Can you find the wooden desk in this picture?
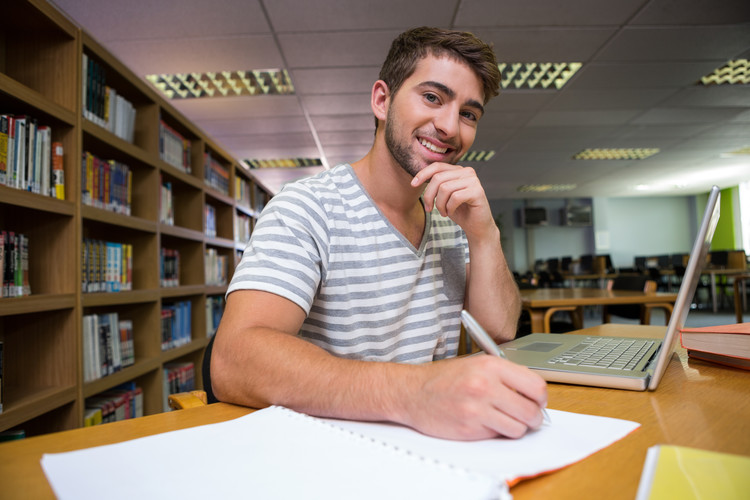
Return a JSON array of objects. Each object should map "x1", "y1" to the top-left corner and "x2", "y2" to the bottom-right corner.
[
  {"x1": 703, "y1": 267, "x2": 749, "y2": 313},
  {"x1": 513, "y1": 324, "x2": 750, "y2": 499},
  {"x1": 1, "y1": 324, "x2": 748, "y2": 500},
  {"x1": 521, "y1": 288, "x2": 678, "y2": 333}
]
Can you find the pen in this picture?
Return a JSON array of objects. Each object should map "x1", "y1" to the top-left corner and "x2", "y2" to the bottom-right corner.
[{"x1": 460, "y1": 309, "x2": 551, "y2": 425}]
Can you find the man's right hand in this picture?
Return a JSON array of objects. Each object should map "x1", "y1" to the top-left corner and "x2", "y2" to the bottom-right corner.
[{"x1": 396, "y1": 354, "x2": 548, "y2": 440}]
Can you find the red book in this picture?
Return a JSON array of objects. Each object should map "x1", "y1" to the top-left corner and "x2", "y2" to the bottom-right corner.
[{"x1": 680, "y1": 323, "x2": 750, "y2": 359}]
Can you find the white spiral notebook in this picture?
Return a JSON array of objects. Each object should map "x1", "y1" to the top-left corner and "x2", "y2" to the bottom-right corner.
[{"x1": 41, "y1": 405, "x2": 639, "y2": 500}]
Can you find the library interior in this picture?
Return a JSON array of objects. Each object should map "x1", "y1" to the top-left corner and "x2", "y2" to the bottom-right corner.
[{"x1": 1, "y1": 0, "x2": 749, "y2": 498}]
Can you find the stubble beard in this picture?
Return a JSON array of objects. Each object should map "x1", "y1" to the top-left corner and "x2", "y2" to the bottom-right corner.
[{"x1": 384, "y1": 105, "x2": 422, "y2": 178}]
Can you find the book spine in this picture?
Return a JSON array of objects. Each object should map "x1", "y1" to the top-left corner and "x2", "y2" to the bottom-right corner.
[
  {"x1": 0, "y1": 115, "x2": 8, "y2": 186},
  {"x1": 51, "y1": 141, "x2": 65, "y2": 199}
]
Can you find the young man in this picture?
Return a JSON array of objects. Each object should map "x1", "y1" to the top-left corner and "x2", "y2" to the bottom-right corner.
[{"x1": 211, "y1": 27, "x2": 548, "y2": 440}]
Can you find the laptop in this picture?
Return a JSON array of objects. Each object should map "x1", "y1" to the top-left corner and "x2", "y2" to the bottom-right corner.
[{"x1": 501, "y1": 185, "x2": 721, "y2": 391}]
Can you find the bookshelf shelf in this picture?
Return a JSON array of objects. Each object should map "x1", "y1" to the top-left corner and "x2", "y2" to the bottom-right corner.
[
  {"x1": 0, "y1": 385, "x2": 77, "y2": 431},
  {"x1": 0, "y1": 294, "x2": 75, "y2": 317},
  {"x1": 0, "y1": 0, "x2": 274, "y2": 437},
  {"x1": 0, "y1": 73, "x2": 77, "y2": 126}
]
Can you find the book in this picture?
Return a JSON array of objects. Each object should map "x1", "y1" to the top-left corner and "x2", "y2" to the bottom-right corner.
[
  {"x1": 687, "y1": 350, "x2": 750, "y2": 371},
  {"x1": 41, "y1": 405, "x2": 640, "y2": 500},
  {"x1": 636, "y1": 445, "x2": 750, "y2": 500},
  {"x1": 0, "y1": 115, "x2": 8, "y2": 185},
  {"x1": 680, "y1": 322, "x2": 750, "y2": 359},
  {"x1": 51, "y1": 141, "x2": 65, "y2": 199}
]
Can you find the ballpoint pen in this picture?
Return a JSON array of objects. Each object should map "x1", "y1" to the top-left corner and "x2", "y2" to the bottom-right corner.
[{"x1": 460, "y1": 309, "x2": 551, "y2": 425}]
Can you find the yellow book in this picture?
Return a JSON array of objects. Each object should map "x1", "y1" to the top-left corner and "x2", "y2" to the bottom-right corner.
[{"x1": 636, "y1": 445, "x2": 750, "y2": 500}]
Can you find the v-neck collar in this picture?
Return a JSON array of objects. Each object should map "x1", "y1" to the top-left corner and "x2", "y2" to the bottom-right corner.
[{"x1": 344, "y1": 164, "x2": 430, "y2": 257}]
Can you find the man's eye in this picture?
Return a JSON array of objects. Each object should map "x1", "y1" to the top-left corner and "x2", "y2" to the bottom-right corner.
[
  {"x1": 424, "y1": 93, "x2": 439, "y2": 103},
  {"x1": 461, "y1": 111, "x2": 478, "y2": 121}
]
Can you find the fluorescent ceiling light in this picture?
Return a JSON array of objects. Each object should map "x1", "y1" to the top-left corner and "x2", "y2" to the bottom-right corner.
[
  {"x1": 572, "y1": 148, "x2": 660, "y2": 160},
  {"x1": 244, "y1": 158, "x2": 321, "y2": 169},
  {"x1": 698, "y1": 59, "x2": 749, "y2": 86},
  {"x1": 146, "y1": 69, "x2": 294, "y2": 99},
  {"x1": 498, "y1": 62, "x2": 582, "y2": 90},
  {"x1": 517, "y1": 184, "x2": 577, "y2": 193},
  {"x1": 458, "y1": 150, "x2": 496, "y2": 162}
]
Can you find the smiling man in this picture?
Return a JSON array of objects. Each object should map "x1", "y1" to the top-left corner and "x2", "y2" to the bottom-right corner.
[{"x1": 210, "y1": 27, "x2": 548, "y2": 440}]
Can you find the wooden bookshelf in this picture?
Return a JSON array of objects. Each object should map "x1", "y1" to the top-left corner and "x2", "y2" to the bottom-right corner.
[{"x1": 0, "y1": 0, "x2": 271, "y2": 437}]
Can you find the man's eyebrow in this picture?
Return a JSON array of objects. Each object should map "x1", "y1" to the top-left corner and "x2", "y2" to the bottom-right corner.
[{"x1": 419, "y1": 80, "x2": 485, "y2": 116}]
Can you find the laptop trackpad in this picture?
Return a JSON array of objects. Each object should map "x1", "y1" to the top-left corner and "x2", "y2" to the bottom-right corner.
[{"x1": 519, "y1": 342, "x2": 562, "y2": 353}]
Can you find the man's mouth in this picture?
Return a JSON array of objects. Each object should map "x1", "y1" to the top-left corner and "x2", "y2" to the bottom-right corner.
[{"x1": 419, "y1": 138, "x2": 449, "y2": 155}]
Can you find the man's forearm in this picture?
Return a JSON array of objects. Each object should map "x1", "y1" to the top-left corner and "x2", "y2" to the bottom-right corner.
[
  {"x1": 464, "y1": 226, "x2": 521, "y2": 342},
  {"x1": 211, "y1": 326, "x2": 417, "y2": 422}
]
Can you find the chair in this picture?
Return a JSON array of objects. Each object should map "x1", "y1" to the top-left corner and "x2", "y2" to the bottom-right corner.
[
  {"x1": 602, "y1": 275, "x2": 673, "y2": 325},
  {"x1": 167, "y1": 334, "x2": 217, "y2": 410}
]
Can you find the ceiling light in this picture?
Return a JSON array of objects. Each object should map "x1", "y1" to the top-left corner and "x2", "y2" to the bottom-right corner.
[
  {"x1": 244, "y1": 158, "x2": 322, "y2": 169},
  {"x1": 723, "y1": 146, "x2": 750, "y2": 156},
  {"x1": 146, "y1": 69, "x2": 294, "y2": 99},
  {"x1": 517, "y1": 184, "x2": 577, "y2": 193},
  {"x1": 698, "y1": 59, "x2": 750, "y2": 86},
  {"x1": 458, "y1": 150, "x2": 495, "y2": 162},
  {"x1": 572, "y1": 148, "x2": 660, "y2": 160},
  {"x1": 498, "y1": 62, "x2": 582, "y2": 90}
]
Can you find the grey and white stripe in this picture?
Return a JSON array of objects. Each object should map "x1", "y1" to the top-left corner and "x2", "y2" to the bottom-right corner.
[{"x1": 228, "y1": 164, "x2": 468, "y2": 364}]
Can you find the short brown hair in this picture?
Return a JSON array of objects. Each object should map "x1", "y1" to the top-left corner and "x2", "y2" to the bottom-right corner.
[{"x1": 379, "y1": 27, "x2": 501, "y2": 110}]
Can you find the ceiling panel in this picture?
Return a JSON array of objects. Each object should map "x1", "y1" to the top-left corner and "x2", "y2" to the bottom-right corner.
[
  {"x1": 279, "y1": 30, "x2": 401, "y2": 68},
  {"x1": 630, "y1": 0, "x2": 750, "y2": 25},
  {"x1": 52, "y1": 0, "x2": 270, "y2": 40},
  {"x1": 265, "y1": 0, "x2": 458, "y2": 32},
  {"x1": 454, "y1": 0, "x2": 644, "y2": 26},
  {"x1": 105, "y1": 36, "x2": 284, "y2": 76},
  {"x1": 468, "y1": 28, "x2": 617, "y2": 61},
  {"x1": 598, "y1": 26, "x2": 750, "y2": 61}
]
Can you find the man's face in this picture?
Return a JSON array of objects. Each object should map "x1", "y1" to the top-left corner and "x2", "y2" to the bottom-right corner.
[{"x1": 383, "y1": 54, "x2": 485, "y2": 178}]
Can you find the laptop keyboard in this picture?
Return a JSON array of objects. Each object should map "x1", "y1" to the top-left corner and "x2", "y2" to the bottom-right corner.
[{"x1": 548, "y1": 337, "x2": 656, "y2": 371}]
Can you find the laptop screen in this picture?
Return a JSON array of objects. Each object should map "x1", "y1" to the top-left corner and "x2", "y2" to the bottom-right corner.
[{"x1": 648, "y1": 185, "x2": 721, "y2": 390}]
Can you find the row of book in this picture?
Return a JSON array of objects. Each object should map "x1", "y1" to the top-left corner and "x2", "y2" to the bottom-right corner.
[
  {"x1": 82, "y1": 312, "x2": 135, "y2": 382},
  {"x1": 82, "y1": 53, "x2": 136, "y2": 143},
  {"x1": 161, "y1": 301, "x2": 192, "y2": 351},
  {"x1": 159, "y1": 177, "x2": 174, "y2": 225},
  {"x1": 163, "y1": 362, "x2": 195, "y2": 412},
  {"x1": 82, "y1": 239, "x2": 134, "y2": 293},
  {"x1": 204, "y1": 152, "x2": 229, "y2": 196},
  {"x1": 81, "y1": 151, "x2": 132, "y2": 215},
  {"x1": 206, "y1": 296, "x2": 225, "y2": 338},
  {"x1": 235, "y1": 176, "x2": 253, "y2": 210},
  {"x1": 158, "y1": 120, "x2": 192, "y2": 174},
  {"x1": 0, "y1": 114, "x2": 65, "y2": 199},
  {"x1": 205, "y1": 204, "x2": 216, "y2": 238},
  {"x1": 205, "y1": 248, "x2": 228, "y2": 286},
  {"x1": 160, "y1": 248, "x2": 180, "y2": 287},
  {"x1": 84, "y1": 382, "x2": 143, "y2": 427},
  {"x1": 1, "y1": 231, "x2": 30, "y2": 298},
  {"x1": 235, "y1": 212, "x2": 252, "y2": 246}
]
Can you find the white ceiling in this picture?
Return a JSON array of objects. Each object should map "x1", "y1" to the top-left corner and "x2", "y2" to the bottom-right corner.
[{"x1": 50, "y1": 0, "x2": 750, "y2": 199}]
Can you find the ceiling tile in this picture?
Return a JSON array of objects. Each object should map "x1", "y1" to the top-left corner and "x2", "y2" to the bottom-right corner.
[
  {"x1": 265, "y1": 0, "x2": 457, "y2": 32},
  {"x1": 455, "y1": 0, "x2": 644, "y2": 26},
  {"x1": 279, "y1": 30, "x2": 401, "y2": 68},
  {"x1": 53, "y1": 0, "x2": 269, "y2": 41}
]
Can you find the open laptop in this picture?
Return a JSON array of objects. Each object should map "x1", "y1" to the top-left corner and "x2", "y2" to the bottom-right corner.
[{"x1": 501, "y1": 185, "x2": 721, "y2": 391}]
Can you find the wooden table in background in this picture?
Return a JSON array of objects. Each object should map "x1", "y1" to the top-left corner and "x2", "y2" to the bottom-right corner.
[
  {"x1": 0, "y1": 325, "x2": 747, "y2": 500},
  {"x1": 521, "y1": 288, "x2": 678, "y2": 333}
]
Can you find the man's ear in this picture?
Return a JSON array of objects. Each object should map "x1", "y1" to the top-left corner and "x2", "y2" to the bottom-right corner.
[{"x1": 371, "y1": 80, "x2": 389, "y2": 124}]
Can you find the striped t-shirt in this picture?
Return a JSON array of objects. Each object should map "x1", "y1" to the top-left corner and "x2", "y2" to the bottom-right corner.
[{"x1": 228, "y1": 164, "x2": 469, "y2": 363}]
